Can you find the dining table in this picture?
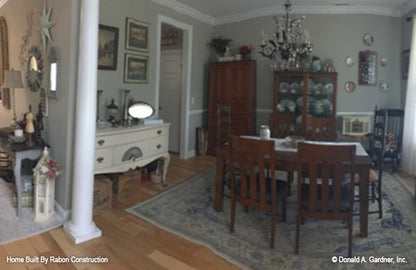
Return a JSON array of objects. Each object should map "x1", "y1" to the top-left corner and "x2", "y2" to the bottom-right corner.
[{"x1": 213, "y1": 137, "x2": 372, "y2": 237}]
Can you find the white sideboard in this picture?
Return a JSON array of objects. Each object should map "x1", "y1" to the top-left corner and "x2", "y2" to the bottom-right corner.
[{"x1": 94, "y1": 123, "x2": 170, "y2": 185}]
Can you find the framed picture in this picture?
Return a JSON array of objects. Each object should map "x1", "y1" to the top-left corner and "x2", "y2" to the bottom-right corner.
[
  {"x1": 98, "y1": 24, "x2": 119, "y2": 70},
  {"x1": 124, "y1": 53, "x2": 148, "y2": 83},
  {"x1": 358, "y1": 50, "x2": 377, "y2": 86},
  {"x1": 403, "y1": 49, "x2": 410, "y2": 80},
  {"x1": 125, "y1": 18, "x2": 150, "y2": 52}
]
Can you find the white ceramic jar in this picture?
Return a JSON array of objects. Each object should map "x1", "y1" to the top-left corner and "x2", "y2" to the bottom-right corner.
[{"x1": 260, "y1": 125, "x2": 271, "y2": 140}]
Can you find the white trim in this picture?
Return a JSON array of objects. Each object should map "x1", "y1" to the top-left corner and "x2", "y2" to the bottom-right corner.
[
  {"x1": 401, "y1": 0, "x2": 416, "y2": 17},
  {"x1": 336, "y1": 111, "x2": 374, "y2": 116},
  {"x1": 189, "y1": 109, "x2": 205, "y2": 115},
  {"x1": 257, "y1": 109, "x2": 273, "y2": 114},
  {"x1": 150, "y1": 0, "x2": 215, "y2": 25},
  {"x1": 216, "y1": 5, "x2": 400, "y2": 25},
  {"x1": 54, "y1": 201, "x2": 71, "y2": 222},
  {"x1": 155, "y1": 15, "x2": 193, "y2": 160},
  {"x1": 0, "y1": 0, "x2": 8, "y2": 9},
  {"x1": 150, "y1": 0, "x2": 404, "y2": 25},
  {"x1": 185, "y1": 149, "x2": 195, "y2": 159}
]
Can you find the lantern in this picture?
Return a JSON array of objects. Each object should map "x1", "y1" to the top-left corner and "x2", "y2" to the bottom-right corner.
[{"x1": 33, "y1": 147, "x2": 61, "y2": 222}]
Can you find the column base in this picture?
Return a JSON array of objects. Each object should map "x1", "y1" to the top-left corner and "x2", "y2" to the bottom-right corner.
[{"x1": 63, "y1": 221, "x2": 102, "y2": 244}]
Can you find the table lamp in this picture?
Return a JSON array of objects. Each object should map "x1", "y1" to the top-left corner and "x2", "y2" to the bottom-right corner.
[{"x1": 2, "y1": 69, "x2": 24, "y2": 128}]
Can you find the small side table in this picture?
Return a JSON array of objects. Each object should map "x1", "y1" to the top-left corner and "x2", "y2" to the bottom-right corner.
[{"x1": 0, "y1": 127, "x2": 43, "y2": 216}]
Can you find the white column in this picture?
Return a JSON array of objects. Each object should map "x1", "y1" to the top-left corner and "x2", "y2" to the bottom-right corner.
[{"x1": 63, "y1": 0, "x2": 101, "y2": 244}]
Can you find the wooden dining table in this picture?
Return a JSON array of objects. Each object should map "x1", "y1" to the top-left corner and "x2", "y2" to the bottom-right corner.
[{"x1": 213, "y1": 137, "x2": 372, "y2": 237}]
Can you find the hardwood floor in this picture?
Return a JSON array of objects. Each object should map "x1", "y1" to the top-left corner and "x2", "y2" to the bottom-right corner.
[{"x1": 0, "y1": 154, "x2": 240, "y2": 270}]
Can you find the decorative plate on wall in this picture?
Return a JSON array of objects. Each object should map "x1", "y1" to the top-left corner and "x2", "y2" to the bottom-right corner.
[
  {"x1": 345, "y1": 81, "x2": 356, "y2": 93},
  {"x1": 362, "y1": 33, "x2": 374, "y2": 46},
  {"x1": 345, "y1": 56, "x2": 354, "y2": 67},
  {"x1": 379, "y1": 81, "x2": 389, "y2": 92},
  {"x1": 380, "y1": 57, "x2": 388, "y2": 67}
]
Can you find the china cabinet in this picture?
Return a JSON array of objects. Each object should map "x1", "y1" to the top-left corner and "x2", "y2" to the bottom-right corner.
[
  {"x1": 271, "y1": 71, "x2": 337, "y2": 137},
  {"x1": 207, "y1": 60, "x2": 256, "y2": 155}
]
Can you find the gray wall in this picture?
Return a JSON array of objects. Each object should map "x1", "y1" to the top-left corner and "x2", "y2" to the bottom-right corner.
[
  {"x1": 98, "y1": 0, "x2": 212, "y2": 155},
  {"x1": 0, "y1": 0, "x2": 79, "y2": 210},
  {"x1": 212, "y1": 14, "x2": 403, "y2": 131}
]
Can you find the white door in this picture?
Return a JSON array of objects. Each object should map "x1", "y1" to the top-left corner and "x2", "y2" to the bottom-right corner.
[{"x1": 159, "y1": 49, "x2": 182, "y2": 153}]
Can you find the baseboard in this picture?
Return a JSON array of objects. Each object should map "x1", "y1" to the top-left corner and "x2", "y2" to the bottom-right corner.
[
  {"x1": 181, "y1": 149, "x2": 195, "y2": 159},
  {"x1": 54, "y1": 201, "x2": 71, "y2": 222}
]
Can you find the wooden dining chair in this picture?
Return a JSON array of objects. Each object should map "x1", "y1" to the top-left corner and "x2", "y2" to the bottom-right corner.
[
  {"x1": 269, "y1": 113, "x2": 299, "y2": 138},
  {"x1": 303, "y1": 117, "x2": 337, "y2": 141},
  {"x1": 229, "y1": 135, "x2": 288, "y2": 249},
  {"x1": 295, "y1": 142, "x2": 355, "y2": 257}
]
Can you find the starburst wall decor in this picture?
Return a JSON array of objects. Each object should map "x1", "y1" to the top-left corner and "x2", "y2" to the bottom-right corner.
[{"x1": 40, "y1": 2, "x2": 55, "y2": 52}]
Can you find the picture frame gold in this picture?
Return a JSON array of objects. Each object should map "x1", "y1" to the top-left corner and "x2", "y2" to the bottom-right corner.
[
  {"x1": 125, "y1": 18, "x2": 150, "y2": 52},
  {"x1": 0, "y1": 16, "x2": 10, "y2": 109},
  {"x1": 124, "y1": 53, "x2": 148, "y2": 83}
]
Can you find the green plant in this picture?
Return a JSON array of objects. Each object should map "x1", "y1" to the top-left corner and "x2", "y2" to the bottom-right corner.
[{"x1": 209, "y1": 36, "x2": 232, "y2": 56}]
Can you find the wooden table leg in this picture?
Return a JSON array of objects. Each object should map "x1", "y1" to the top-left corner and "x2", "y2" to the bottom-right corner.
[
  {"x1": 359, "y1": 165, "x2": 369, "y2": 237},
  {"x1": 213, "y1": 154, "x2": 225, "y2": 212}
]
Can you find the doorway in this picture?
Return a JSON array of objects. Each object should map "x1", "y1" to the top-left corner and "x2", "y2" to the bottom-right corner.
[
  {"x1": 155, "y1": 15, "x2": 193, "y2": 159},
  {"x1": 159, "y1": 24, "x2": 183, "y2": 153}
]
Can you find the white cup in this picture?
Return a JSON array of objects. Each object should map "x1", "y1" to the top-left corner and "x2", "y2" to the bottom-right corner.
[{"x1": 14, "y1": 129, "x2": 23, "y2": 137}]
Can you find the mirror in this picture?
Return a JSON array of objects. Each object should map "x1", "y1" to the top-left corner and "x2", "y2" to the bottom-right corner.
[
  {"x1": 47, "y1": 46, "x2": 60, "y2": 99},
  {"x1": 128, "y1": 101, "x2": 154, "y2": 119},
  {"x1": 358, "y1": 50, "x2": 377, "y2": 86},
  {"x1": 26, "y1": 46, "x2": 43, "y2": 92}
]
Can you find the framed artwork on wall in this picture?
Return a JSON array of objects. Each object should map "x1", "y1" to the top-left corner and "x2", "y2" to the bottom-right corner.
[
  {"x1": 125, "y1": 18, "x2": 150, "y2": 52},
  {"x1": 402, "y1": 49, "x2": 410, "y2": 80},
  {"x1": 0, "y1": 16, "x2": 10, "y2": 109},
  {"x1": 98, "y1": 24, "x2": 119, "y2": 70},
  {"x1": 124, "y1": 53, "x2": 148, "y2": 83},
  {"x1": 358, "y1": 50, "x2": 377, "y2": 86}
]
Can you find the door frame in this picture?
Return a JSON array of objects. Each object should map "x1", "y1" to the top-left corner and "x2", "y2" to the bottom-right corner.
[{"x1": 155, "y1": 14, "x2": 193, "y2": 159}]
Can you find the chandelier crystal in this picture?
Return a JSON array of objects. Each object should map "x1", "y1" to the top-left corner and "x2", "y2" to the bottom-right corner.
[{"x1": 259, "y1": 0, "x2": 313, "y2": 70}]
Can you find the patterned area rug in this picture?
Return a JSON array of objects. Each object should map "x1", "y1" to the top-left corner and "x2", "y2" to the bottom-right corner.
[
  {"x1": 0, "y1": 178, "x2": 62, "y2": 245},
  {"x1": 126, "y1": 168, "x2": 416, "y2": 270}
]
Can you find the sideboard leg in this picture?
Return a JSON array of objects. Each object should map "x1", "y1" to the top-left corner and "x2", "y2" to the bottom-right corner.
[{"x1": 161, "y1": 154, "x2": 170, "y2": 187}]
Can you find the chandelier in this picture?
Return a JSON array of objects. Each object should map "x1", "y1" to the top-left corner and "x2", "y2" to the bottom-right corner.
[{"x1": 259, "y1": 0, "x2": 312, "y2": 70}]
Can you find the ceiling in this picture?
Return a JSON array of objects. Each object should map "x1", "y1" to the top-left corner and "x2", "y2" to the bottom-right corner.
[{"x1": 151, "y1": 0, "x2": 416, "y2": 25}]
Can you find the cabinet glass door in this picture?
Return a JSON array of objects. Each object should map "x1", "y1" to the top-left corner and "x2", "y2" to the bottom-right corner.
[{"x1": 306, "y1": 74, "x2": 336, "y2": 118}]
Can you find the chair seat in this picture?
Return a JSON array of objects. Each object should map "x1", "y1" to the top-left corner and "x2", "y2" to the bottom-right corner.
[
  {"x1": 234, "y1": 177, "x2": 288, "y2": 204},
  {"x1": 301, "y1": 183, "x2": 350, "y2": 213}
]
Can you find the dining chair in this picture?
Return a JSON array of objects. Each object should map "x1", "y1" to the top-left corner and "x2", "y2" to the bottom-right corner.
[
  {"x1": 269, "y1": 113, "x2": 299, "y2": 138},
  {"x1": 303, "y1": 117, "x2": 337, "y2": 141},
  {"x1": 229, "y1": 135, "x2": 288, "y2": 249},
  {"x1": 215, "y1": 104, "x2": 233, "y2": 197},
  {"x1": 295, "y1": 142, "x2": 355, "y2": 257}
]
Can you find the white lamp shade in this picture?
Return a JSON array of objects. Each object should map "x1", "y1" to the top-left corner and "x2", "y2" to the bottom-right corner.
[{"x1": 2, "y1": 70, "x2": 24, "y2": 88}]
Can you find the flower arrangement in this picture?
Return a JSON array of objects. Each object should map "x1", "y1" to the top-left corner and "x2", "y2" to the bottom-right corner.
[
  {"x1": 239, "y1": 45, "x2": 253, "y2": 59},
  {"x1": 39, "y1": 157, "x2": 61, "y2": 180},
  {"x1": 209, "y1": 36, "x2": 232, "y2": 56}
]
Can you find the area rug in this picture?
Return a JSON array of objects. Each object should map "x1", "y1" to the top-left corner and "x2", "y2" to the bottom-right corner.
[
  {"x1": 0, "y1": 178, "x2": 63, "y2": 245},
  {"x1": 126, "y1": 168, "x2": 416, "y2": 270}
]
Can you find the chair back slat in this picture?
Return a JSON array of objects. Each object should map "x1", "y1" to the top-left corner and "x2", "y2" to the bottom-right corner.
[
  {"x1": 297, "y1": 142, "x2": 355, "y2": 216},
  {"x1": 230, "y1": 136, "x2": 276, "y2": 211}
]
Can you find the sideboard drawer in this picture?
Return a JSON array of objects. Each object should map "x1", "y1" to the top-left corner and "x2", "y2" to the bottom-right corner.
[
  {"x1": 95, "y1": 148, "x2": 113, "y2": 169},
  {"x1": 113, "y1": 141, "x2": 149, "y2": 165},
  {"x1": 149, "y1": 137, "x2": 168, "y2": 156}
]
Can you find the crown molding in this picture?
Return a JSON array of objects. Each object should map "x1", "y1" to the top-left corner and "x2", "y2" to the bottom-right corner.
[
  {"x1": 400, "y1": 0, "x2": 416, "y2": 17},
  {"x1": 0, "y1": 0, "x2": 9, "y2": 9},
  {"x1": 150, "y1": 0, "x2": 215, "y2": 25},
  {"x1": 215, "y1": 5, "x2": 401, "y2": 25}
]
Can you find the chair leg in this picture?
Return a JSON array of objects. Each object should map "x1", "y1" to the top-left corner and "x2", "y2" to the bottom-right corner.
[
  {"x1": 271, "y1": 211, "x2": 275, "y2": 249},
  {"x1": 230, "y1": 197, "x2": 236, "y2": 233},
  {"x1": 295, "y1": 213, "x2": 300, "y2": 254},
  {"x1": 378, "y1": 182, "x2": 383, "y2": 219},
  {"x1": 347, "y1": 216, "x2": 352, "y2": 257},
  {"x1": 281, "y1": 196, "x2": 287, "y2": 222}
]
